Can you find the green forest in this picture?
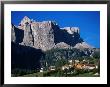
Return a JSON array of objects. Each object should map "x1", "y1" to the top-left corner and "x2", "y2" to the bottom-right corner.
[{"x1": 12, "y1": 48, "x2": 100, "y2": 77}]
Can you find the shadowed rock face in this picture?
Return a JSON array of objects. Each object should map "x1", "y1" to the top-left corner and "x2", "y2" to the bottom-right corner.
[
  {"x1": 11, "y1": 42, "x2": 44, "y2": 70},
  {"x1": 53, "y1": 24, "x2": 83, "y2": 47},
  {"x1": 11, "y1": 24, "x2": 24, "y2": 44},
  {"x1": 12, "y1": 16, "x2": 92, "y2": 51}
]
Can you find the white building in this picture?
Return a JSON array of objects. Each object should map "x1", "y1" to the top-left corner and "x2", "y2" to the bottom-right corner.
[
  {"x1": 49, "y1": 66, "x2": 55, "y2": 71},
  {"x1": 82, "y1": 65, "x2": 96, "y2": 70},
  {"x1": 62, "y1": 65, "x2": 69, "y2": 70},
  {"x1": 75, "y1": 60, "x2": 79, "y2": 63},
  {"x1": 40, "y1": 68, "x2": 43, "y2": 72}
]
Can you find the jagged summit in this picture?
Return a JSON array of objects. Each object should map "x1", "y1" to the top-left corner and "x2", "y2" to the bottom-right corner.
[
  {"x1": 74, "y1": 42, "x2": 94, "y2": 49},
  {"x1": 63, "y1": 27, "x2": 79, "y2": 34},
  {"x1": 21, "y1": 16, "x2": 31, "y2": 25},
  {"x1": 12, "y1": 16, "x2": 94, "y2": 51},
  {"x1": 23, "y1": 16, "x2": 30, "y2": 20},
  {"x1": 18, "y1": 16, "x2": 58, "y2": 30}
]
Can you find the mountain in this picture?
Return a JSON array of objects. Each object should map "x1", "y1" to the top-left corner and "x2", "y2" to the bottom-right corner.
[
  {"x1": 11, "y1": 16, "x2": 99, "y2": 71},
  {"x1": 12, "y1": 16, "x2": 94, "y2": 51}
]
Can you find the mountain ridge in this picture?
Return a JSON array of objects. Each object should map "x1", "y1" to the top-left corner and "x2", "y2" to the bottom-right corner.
[{"x1": 12, "y1": 16, "x2": 94, "y2": 51}]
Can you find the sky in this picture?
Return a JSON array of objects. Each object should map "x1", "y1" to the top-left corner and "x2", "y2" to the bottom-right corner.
[{"x1": 11, "y1": 11, "x2": 100, "y2": 48}]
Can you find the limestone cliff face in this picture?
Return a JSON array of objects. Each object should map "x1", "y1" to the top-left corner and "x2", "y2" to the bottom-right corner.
[
  {"x1": 12, "y1": 16, "x2": 93, "y2": 51},
  {"x1": 31, "y1": 21, "x2": 55, "y2": 51}
]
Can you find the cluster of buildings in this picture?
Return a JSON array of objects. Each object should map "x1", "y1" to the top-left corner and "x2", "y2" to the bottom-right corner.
[
  {"x1": 40, "y1": 59, "x2": 99, "y2": 73},
  {"x1": 62, "y1": 59, "x2": 98, "y2": 70}
]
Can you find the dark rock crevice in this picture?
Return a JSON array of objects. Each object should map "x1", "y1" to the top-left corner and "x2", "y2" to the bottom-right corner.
[{"x1": 11, "y1": 24, "x2": 24, "y2": 44}]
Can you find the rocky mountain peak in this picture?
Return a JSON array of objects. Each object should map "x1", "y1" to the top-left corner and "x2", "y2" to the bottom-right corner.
[
  {"x1": 61, "y1": 27, "x2": 79, "y2": 34},
  {"x1": 12, "y1": 16, "x2": 94, "y2": 51},
  {"x1": 74, "y1": 42, "x2": 94, "y2": 49},
  {"x1": 21, "y1": 16, "x2": 31, "y2": 24}
]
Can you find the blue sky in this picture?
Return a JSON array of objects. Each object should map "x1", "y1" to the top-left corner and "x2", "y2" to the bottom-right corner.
[{"x1": 11, "y1": 11, "x2": 100, "y2": 48}]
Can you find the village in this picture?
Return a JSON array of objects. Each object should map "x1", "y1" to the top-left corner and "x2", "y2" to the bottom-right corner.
[{"x1": 39, "y1": 58, "x2": 100, "y2": 77}]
